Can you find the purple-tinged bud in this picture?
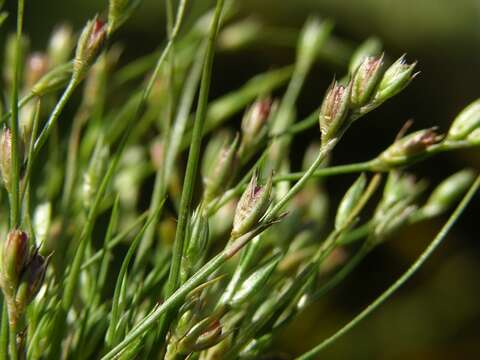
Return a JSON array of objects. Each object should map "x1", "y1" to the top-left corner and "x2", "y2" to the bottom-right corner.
[
  {"x1": 0, "y1": 230, "x2": 28, "y2": 294},
  {"x1": 232, "y1": 173, "x2": 272, "y2": 238},
  {"x1": 48, "y1": 24, "x2": 74, "y2": 67},
  {"x1": 350, "y1": 55, "x2": 384, "y2": 108},
  {"x1": 374, "y1": 55, "x2": 417, "y2": 103},
  {"x1": 241, "y1": 97, "x2": 273, "y2": 146},
  {"x1": 349, "y1": 37, "x2": 382, "y2": 74},
  {"x1": 319, "y1": 80, "x2": 351, "y2": 142},
  {"x1": 25, "y1": 52, "x2": 50, "y2": 89},
  {"x1": 0, "y1": 127, "x2": 12, "y2": 192},
  {"x1": 73, "y1": 17, "x2": 107, "y2": 79},
  {"x1": 447, "y1": 99, "x2": 480, "y2": 141},
  {"x1": 375, "y1": 128, "x2": 443, "y2": 169}
]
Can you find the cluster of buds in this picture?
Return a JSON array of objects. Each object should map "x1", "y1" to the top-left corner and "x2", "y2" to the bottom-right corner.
[
  {"x1": 231, "y1": 172, "x2": 272, "y2": 239},
  {"x1": 0, "y1": 230, "x2": 49, "y2": 326},
  {"x1": 167, "y1": 303, "x2": 229, "y2": 358},
  {"x1": 319, "y1": 54, "x2": 417, "y2": 143},
  {"x1": 373, "y1": 128, "x2": 443, "y2": 170}
]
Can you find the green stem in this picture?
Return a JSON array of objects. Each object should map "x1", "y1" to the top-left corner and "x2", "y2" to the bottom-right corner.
[
  {"x1": 274, "y1": 160, "x2": 374, "y2": 182},
  {"x1": 8, "y1": 0, "x2": 25, "y2": 228},
  {"x1": 8, "y1": 321, "x2": 17, "y2": 360},
  {"x1": 0, "y1": 303, "x2": 7, "y2": 360},
  {"x1": 265, "y1": 139, "x2": 337, "y2": 221},
  {"x1": 162, "y1": 0, "x2": 225, "y2": 323},
  {"x1": 100, "y1": 227, "x2": 265, "y2": 360},
  {"x1": 296, "y1": 174, "x2": 480, "y2": 360}
]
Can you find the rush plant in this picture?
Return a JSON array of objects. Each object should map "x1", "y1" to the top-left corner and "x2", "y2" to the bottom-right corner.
[{"x1": 0, "y1": 0, "x2": 477, "y2": 359}]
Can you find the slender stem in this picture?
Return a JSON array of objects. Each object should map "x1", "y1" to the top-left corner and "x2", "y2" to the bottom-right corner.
[
  {"x1": 162, "y1": 0, "x2": 225, "y2": 327},
  {"x1": 100, "y1": 227, "x2": 264, "y2": 360},
  {"x1": 265, "y1": 139, "x2": 337, "y2": 221},
  {"x1": 8, "y1": 321, "x2": 17, "y2": 360},
  {"x1": 31, "y1": 77, "x2": 78, "y2": 167},
  {"x1": 8, "y1": 0, "x2": 25, "y2": 228},
  {"x1": 274, "y1": 160, "x2": 374, "y2": 182},
  {"x1": 296, "y1": 175, "x2": 480, "y2": 360},
  {"x1": 0, "y1": 303, "x2": 7, "y2": 360}
]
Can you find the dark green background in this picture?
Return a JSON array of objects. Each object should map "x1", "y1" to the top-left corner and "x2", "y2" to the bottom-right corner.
[{"x1": 4, "y1": 0, "x2": 480, "y2": 358}]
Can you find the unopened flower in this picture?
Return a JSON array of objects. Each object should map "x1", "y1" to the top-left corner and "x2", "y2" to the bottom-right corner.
[
  {"x1": 447, "y1": 98, "x2": 480, "y2": 141},
  {"x1": 319, "y1": 80, "x2": 351, "y2": 142},
  {"x1": 374, "y1": 128, "x2": 443, "y2": 170},
  {"x1": 374, "y1": 55, "x2": 417, "y2": 103},
  {"x1": 232, "y1": 173, "x2": 272, "y2": 238},
  {"x1": 240, "y1": 97, "x2": 273, "y2": 153},
  {"x1": 349, "y1": 37, "x2": 382, "y2": 74},
  {"x1": 335, "y1": 174, "x2": 367, "y2": 230},
  {"x1": 350, "y1": 55, "x2": 384, "y2": 108},
  {"x1": 0, "y1": 230, "x2": 29, "y2": 295},
  {"x1": 73, "y1": 17, "x2": 107, "y2": 79}
]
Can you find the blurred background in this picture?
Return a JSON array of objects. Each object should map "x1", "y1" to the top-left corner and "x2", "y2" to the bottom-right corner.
[{"x1": 4, "y1": 0, "x2": 480, "y2": 358}]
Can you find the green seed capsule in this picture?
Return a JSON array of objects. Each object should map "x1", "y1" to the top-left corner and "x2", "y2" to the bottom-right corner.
[
  {"x1": 319, "y1": 80, "x2": 352, "y2": 143},
  {"x1": 447, "y1": 99, "x2": 480, "y2": 141},
  {"x1": 0, "y1": 230, "x2": 28, "y2": 294},
  {"x1": 350, "y1": 55, "x2": 384, "y2": 108},
  {"x1": 421, "y1": 169, "x2": 476, "y2": 218}
]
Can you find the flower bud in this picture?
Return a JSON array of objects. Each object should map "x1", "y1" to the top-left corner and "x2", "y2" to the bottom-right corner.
[
  {"x1": 335, "y1": 174, "x2": 367, "y2": 230},
  {"x1": 181, "y1": 212, "x2": 210, "y2": 283},
  {"x1": 48, "y1": 24, "x2": 74, "y2": 67},
  {"x1": 374, "y1": 55, "x2": 417, "y2": 103},
  {"x1": 375, "y1": 128, "x2": 442, "y2": 170},
  {"x1": 15, "y1": 251, "x2": 49, "y2": 310},
  {"x1": 0, "y1": 230, "x2": 28, "y2": 294},
  {"x1": 31, "y1": 63, "x2": 73, "y2": 97},
  {"x1": 349, "y1": 37, "x2": 382, "y2": 75},
  {"x1": 230, "y1": 253, "x2": 281, "y2": 307},
  {"x1": 232, "y1": 173, "x2": 272, "y2": 238},
  {"x1": 319, "y1": 80, "x2": 351, "y2": 142},
  {"x1": 203, "y1": 134, "x2": 239, "y2": 201},
  {"x1": 24, "y1": 52, "x2": 49, "y2": 89},
  {"x1": 240, "y1": 97, "x2": 273, "y2": 153},
  {"x1": 447, "y1": 99, "x2": 480, "y2": 141},
  {"x1": 73, "y1": 17, "x2": 107, "y2": 80},
  {"x1": 420, "y1": 169, "x2": 475, "y2": 218},
  {"x1": 350, "y1": 55, "x2": 384, "y2": 108}
]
